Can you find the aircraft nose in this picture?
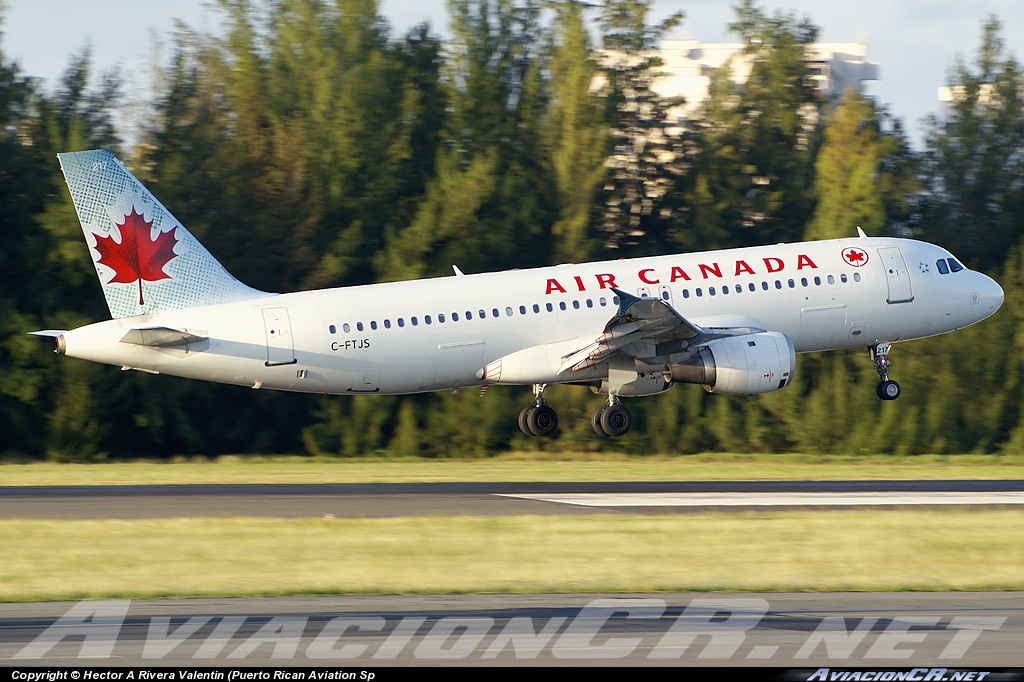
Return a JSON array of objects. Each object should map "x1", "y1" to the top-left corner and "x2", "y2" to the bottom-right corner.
[{"x1": 973, "y1": 273, "x2": 1004, "y2": 314}]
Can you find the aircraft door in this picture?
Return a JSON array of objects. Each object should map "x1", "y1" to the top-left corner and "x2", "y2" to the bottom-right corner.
[
  {"x1": 262, "y1": 307, "x2": 297, "y2": 366},
  {"x1": 878, "y1": 247, "x2": 914, "y2": 303}
]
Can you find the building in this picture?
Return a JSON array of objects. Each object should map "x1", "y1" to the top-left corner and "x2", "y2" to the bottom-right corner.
[{"x1": 652, "y1": 40, "x2": 881, "y2": 123}]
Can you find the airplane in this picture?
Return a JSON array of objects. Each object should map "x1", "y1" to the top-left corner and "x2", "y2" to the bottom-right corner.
[{"x1": 32, "y1": 150, "x2": 1004, "y2": 437}]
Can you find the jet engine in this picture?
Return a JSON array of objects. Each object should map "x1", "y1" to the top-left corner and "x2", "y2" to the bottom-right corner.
[{"x1": 663, "y1": 331, "x2": 795, "y2": 395}]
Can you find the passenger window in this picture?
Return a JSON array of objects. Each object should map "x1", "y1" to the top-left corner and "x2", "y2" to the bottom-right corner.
[
  {"x1": 827, "y1": 275, "x2": 835, "y2": 284},
  {"x1": 801, "y1": 278, "x2": 808, "y2": 287},
  {"x1": 425, "y1": 315, "x2": 431, "y2": 325},
  {"x1": 343, "y1": 323, "x2": 350, "y2": 333},
  {"x1": 398, "y1": 318, "x2": 405, "y2": 327},
  {"x1": 519, "y1": 306, "x2": 526, "y2": 315},
  {"x1": 682, "y1": 289, "x2": 690, "y2": 299},
  {"x1": 410, "y1": 317, "x2": 417, "y2": 327},
  {"x1": 586, "y1": 299, "x2": 593, "y2": 308},
  {"x1": 748, "y1": 283, "x2": 755, "y2": 292},
  {"x1": 841, "y1": 274, "x2": 848, "y2": 283},
  {"x1": 948, "y1": 258, "x2": 964, "y2": 273},
  {"x1": 370, "y1": 321, "x2": 378, "y2": 330},
  {"x1": 709, "y1": 288, "x2": 716, "y2": 296},
  {"x1": 357, "y1": 322, "x2": 364, "y2": 332},
  {"x1": 533, "y1": 304, "x2": 540, "y2": 313},
  {"x1": 814, "y1": 276, "x2": 821, "y2": 285},
  {"x1": 492, "y1": 308, "x2": 499, "y2": 318},
  {"x1": 696, "y1": 288, "x2": 703, "y2": 297},
  {"x1": 479, "y1": 310, "x2": 486, "y2": 319},
  {"x1": 573, "y1": 300, "x2": 581, "y2": 309},
  {"x1": 775, "y1": 280, "x2": 782, "y2": 289},
  {"x1": 853, "y1": 272, "x2": 861, "y2": 282},
  {"x1": 466, "y1": 311, "x2": 473, "y2": 320},
  {"x1": 761, "y1": 281, "x2": 769, "y2": 290},
  {"x1": 329, "y1": 325, "x2": 336, "y2": 334},
  {"x1": 384, "y1": 319, "x2": 391, "y2": 329},
  {"x1": 439, "y1": 313, "x2": 446, "y2": 323},
  {"x1": 546, "y1": 303, "x2": 554, "y2": 312},
  {"x1": 452, "y1": 312, "x2": 459, "y2": 321},
  {"x1": 736, "y1": 284, "x2": 743, "y2": 293},
  {"x1": 788, "y1": 279, "x2": 795, "y2": 288},
  {"x1": 559, "y1": 302, "x2": 567, "y2": 311},
  {"x1": 937, "y1": 259, "x2": 949, "y2": 275}
]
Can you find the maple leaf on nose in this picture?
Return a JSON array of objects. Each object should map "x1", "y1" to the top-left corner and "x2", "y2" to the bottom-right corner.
[{"x1": 93, "y1": 208, "x2": 179, "y2": 306}]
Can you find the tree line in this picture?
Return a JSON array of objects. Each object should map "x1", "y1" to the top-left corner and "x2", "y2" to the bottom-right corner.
[{"x1": 1, "y1": 0, "x2": 1023, "y2": 460}]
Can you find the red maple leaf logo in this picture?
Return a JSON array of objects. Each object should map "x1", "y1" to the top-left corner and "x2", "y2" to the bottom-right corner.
[
  {"x1": 842, "y1": 247, "x2": 868, "y2": 267},
  {"x1": 93, "y1": 208, "x2": 179, "y2": 306}
]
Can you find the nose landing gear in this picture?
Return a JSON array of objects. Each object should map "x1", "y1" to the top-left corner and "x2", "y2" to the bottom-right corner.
[{"x1": 871, "y1": 342, "x2": 901, "y2": 400}]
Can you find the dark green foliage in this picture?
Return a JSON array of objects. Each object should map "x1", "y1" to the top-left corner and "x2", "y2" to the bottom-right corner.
[{"x1": 1, "y1": 2, "x2": 1023, "y2": 459}]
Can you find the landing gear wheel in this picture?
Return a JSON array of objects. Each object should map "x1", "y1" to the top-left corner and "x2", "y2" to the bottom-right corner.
[
  {"x1": 518, "y1": 407, "x2": 533, "y2": 436},
  {"x1": 599, "y1": 404, "x2": 632, "y2": 437},
  {"x1": 591, "y1": 405, "x2": 609, "y2": 436},
  {"x1": 526, "y1": 404, "x2": 558, "y2": 437},
  {"x1": 876, "y1": 380, "x2": 901, "y2": 401}
]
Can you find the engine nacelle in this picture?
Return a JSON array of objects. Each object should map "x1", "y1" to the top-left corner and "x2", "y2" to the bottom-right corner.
[{"x1": 663, "y1": 331, "x2": 795, "y2": 395}]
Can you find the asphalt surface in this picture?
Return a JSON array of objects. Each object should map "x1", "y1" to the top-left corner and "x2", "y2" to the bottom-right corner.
[
  {"x1": 3, "y1": 480, "x2": 1024, "y2": 518},
  {"x1": 3, "y1": 592, "x2": 1023, "y2": 666}
]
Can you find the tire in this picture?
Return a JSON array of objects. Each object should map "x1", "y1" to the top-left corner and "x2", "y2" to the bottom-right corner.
[
  {"x1": 599, "y1": 404, "x2": 632, "y2": 437},
  {"x1": 527, "y1": 405, "x2": 558, "y2": 437},
  {"x1": 591, "y1": 406, "x2": 609, "y2": 437},
  {"x1": 518, "y1": 407, "x2": 534, "y2": 436}
]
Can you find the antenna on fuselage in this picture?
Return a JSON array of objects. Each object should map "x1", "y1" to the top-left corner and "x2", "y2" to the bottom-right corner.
[
  {"x1": 856, "y1": 226, "x2": 868, "y2": 238},
  {"x1": 452, "y1": 265, "x2": 465, "y2": 276}
]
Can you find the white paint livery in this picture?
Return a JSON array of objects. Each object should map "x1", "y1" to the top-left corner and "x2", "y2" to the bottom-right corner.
[{"x1": 36, "y1": 151, "x2": 1005, "y2": 437}]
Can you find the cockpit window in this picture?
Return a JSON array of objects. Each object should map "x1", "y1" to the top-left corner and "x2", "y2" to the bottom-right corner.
[
  {"x1": 936, "y1": 259, "x2": 949, "y2": 275},
  {"x1": 948, "y1": 258, "x2": 964, "y2": 273}
]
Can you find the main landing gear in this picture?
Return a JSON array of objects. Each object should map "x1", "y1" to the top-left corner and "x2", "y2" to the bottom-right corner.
[
  {"x1": 518, "y1": 384, "x2": 558, "y2": 437},
  {"x1": 871, "y1": 342, "x2": 901, "y2": 401},
  {"x1": 592, "y1": 397, "x2": 632, "y2": 437},
  {"x1": 517, "y1": 385, "x2": 634, "y2": 437}
]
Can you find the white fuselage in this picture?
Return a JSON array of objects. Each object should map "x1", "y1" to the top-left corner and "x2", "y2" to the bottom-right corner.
[{"x1": 58, "y1": 236, "x2": 1004, "y2": 395}]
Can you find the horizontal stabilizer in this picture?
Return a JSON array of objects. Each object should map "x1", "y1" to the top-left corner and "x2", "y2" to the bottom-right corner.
[{"x1": 120, "y1": 327, "x2": 207, "y2": 348}]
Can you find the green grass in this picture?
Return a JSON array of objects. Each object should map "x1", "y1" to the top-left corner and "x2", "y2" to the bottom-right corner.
[
  {"x1": 2, "y1": 510, "x2": 1023, "y2": 602},
  {"x1": 3, "y1": 455, "x2": 1022, "y2": 601},
  {"x1": 4, "y1": 451, "x2": 1024, "y2": 486}
]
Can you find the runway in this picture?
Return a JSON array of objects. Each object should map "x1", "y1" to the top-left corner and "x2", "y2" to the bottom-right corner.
[
  {"x1": 3, "y1": 480, "x2": 1023, "y2": 667},
  {"x1": 2, "y1": 480, "x2": 1024, "y2": 518},
  {"x1": 3, "y1": 592, "x2": 1023, "y2": 666}
]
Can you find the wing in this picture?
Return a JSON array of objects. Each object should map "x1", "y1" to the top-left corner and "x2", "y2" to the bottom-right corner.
[{"x1": 560, "y1": 288, "x2": 764, "y2": 373}]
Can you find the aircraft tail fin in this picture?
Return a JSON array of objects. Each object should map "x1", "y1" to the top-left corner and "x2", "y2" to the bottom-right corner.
[{"x1": 57, "y1": 150, "x2": 271, "y2": 319}]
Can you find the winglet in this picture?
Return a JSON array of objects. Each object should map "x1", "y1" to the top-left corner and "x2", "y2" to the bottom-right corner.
[
  {"x1": 856, "y1": 226, "x2": 868, "y2": 238},
  {"x1": 611, "y1": 287, "x2": 641, "y2": 314}
]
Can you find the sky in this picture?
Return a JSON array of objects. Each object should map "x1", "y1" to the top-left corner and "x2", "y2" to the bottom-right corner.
[{"x1": 2, "y1": 0, "x2": 1023, "y2": 148}]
